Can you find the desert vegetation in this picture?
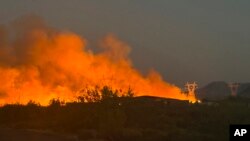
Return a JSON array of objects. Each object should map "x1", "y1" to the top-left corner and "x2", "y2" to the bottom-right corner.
[{"x1": 0, "y1": 86, "x2": 250, "y2": 141}]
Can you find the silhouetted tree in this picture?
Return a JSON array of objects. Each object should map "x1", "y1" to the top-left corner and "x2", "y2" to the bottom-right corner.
[
  {"x1": 101, "y1": 86, "x2": 118, "y2": 101},
  {"x1": 123, "y1": 87, "x2": 135, "y2": 98}
]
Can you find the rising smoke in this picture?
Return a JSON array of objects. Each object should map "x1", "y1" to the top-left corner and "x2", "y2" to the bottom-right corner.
[{"x1": 0, "y1": 16, "x2": 195, "y2": 105}]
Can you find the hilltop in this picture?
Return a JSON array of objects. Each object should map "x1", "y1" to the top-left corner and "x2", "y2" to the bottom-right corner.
[{"x1": 196, "y1": 81, "x2": 250, "y2": 100}]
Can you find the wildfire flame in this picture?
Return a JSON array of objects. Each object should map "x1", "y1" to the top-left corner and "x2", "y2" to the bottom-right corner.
[{"x1": 0, "y1": 16, "x2": 196, "y2": 105}]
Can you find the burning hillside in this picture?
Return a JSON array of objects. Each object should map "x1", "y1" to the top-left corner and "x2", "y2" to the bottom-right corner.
[{"x1": 0, "y1": 16, "x2": 196, "y2": 105}]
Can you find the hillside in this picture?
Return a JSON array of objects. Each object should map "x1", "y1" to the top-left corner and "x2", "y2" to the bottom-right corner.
[
  {"x1": 196, "y1": 81, "x2": 250, "y2": 100},
  {"x1": 1, "y1": 96, "x2": 250, "y2": 141}
]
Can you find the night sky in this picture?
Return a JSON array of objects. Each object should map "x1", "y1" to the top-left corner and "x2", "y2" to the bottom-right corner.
[{"x1": 0, "y1": 0, "x2": 250, "y2": 87}]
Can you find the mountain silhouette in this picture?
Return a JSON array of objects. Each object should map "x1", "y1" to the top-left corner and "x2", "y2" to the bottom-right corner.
[{"x1": 196, "y1": 81, "x2": 250, "y2": 100}]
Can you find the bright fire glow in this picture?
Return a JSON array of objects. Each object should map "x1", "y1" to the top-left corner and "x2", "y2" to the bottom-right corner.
[{"x1": 0, "y1": 17, "x2": 196, "y2": 105}]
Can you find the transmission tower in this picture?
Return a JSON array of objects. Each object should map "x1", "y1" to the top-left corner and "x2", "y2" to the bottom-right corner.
[
  {"x1": 228, "y1": 83, "x2": 239, "y2": 97},
  {"x1": 185, "y1": 82, "x2": 198, "y2": 97}
]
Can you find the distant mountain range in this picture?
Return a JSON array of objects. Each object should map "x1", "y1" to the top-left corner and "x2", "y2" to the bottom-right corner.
[{"x1": 196, "y1": 81, "x2": 250, "y2": 100}]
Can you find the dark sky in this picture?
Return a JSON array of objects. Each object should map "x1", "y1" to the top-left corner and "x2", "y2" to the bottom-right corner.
[{"x1": 0, "y1": 0, "x2": 250, "y2": 87}]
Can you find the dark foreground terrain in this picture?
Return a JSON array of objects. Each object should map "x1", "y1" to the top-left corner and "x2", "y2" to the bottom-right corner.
[
  {"x1": 0, "y1": 94, "x2": 250, "y2": 141},
  {"x1": 0, "y1": 128, "x2": 76, "y2": 141}
]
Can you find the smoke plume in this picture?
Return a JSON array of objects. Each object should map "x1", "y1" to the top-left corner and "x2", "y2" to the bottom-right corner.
[{"x1": 0, "y1": 16, "x2": 195, "y2": 105}]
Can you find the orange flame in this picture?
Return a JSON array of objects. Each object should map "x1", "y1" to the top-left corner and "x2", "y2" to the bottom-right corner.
[{"x1": 0, "y1": 17, "x2": 196, "y2": 105}]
